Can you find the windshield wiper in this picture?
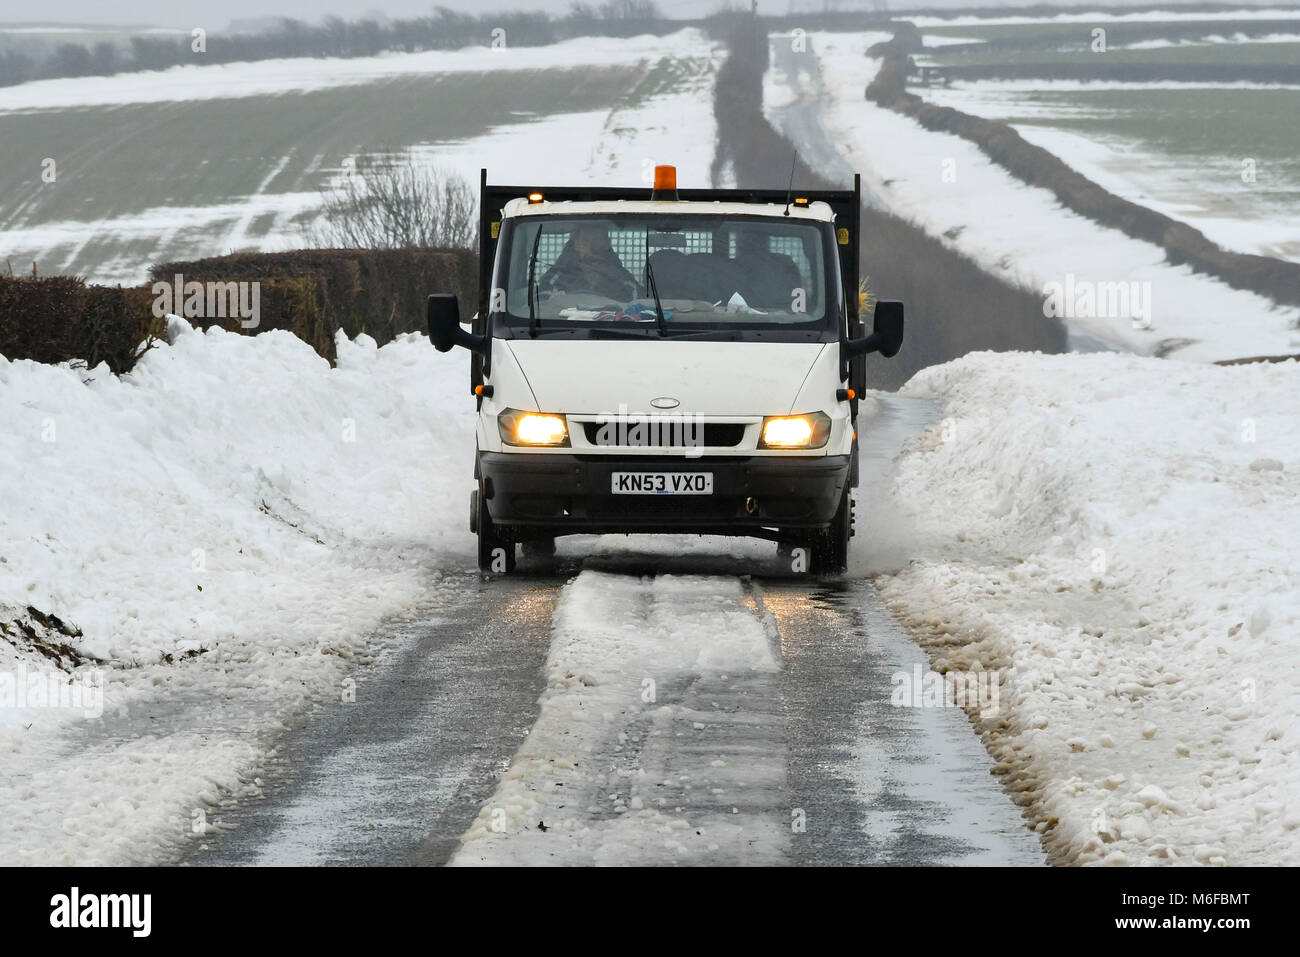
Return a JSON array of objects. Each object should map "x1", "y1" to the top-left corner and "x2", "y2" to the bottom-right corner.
[
  {"x1": 658, "y1": 329, "x2": 743, "y2": 341},
  {"x1": 643, "y1": 235, "x2": 667, "y2": 337},
  {"x1": 501, "y1": 323, "x2": 655, "y2": 340},
  {"x1": 588, "y1": 326, "x2": 661, "y2": 339},
  {"x1": 526, "y1": 221, "x2": 545, "y2": 338}
]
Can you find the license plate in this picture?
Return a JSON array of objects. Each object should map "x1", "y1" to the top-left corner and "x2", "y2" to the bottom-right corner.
[{"x1": 611, "y1": 472, "x2": 713, "y2": 495}]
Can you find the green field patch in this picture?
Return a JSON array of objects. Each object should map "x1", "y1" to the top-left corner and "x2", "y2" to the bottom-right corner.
[
  {"x1": 992, "y1": 87, "x2": 1300, "y2": 170},
  {"x1": 0, "y1": 65, "x2": 642, "y2": 229}
]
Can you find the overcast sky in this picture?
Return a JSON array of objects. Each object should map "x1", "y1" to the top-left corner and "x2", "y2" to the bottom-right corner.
[{"x1": 3, "y1": 0, "x2": 1226, "y2": 30}]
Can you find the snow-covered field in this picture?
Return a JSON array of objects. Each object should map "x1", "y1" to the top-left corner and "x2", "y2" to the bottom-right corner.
[
  {"x1": 0, "y1": 30, "x2": 721, "y2": 285},
  {"x1": 407, "y1": 43, "x2": 720, "y2": 200},
  {"x1": 0, "y1": 32, "x2": 712, "y2": 114},
  {"x1": 922, "y1": 83, "x2": 1300, "y2": 263},
  {"x1": 765, "y1": 32, "x2": 1300, "y2": 362},
  {"x1": 0, "y1": 323, "x2": 474, "y2": 864},
  {"x1": 871, "y1": 351, "x2": 1300, "y2": 865}
]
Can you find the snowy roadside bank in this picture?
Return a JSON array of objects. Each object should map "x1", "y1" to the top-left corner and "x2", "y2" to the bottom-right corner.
[
  {"x1": 869, "y1": 351, "x2": 1300, "y2": 865},
  {"x1": 0, "y1": 323, "x2": 474, "y2": 863}
]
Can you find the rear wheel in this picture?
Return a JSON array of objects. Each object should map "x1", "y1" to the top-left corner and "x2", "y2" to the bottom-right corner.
[{"x1": 475, "y1": 487, "x2": 516, "y2": 573}]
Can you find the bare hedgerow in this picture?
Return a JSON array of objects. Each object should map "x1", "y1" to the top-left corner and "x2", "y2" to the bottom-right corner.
[{"x1": 306, "y1": 153, "x2": 477, "y2": 250}]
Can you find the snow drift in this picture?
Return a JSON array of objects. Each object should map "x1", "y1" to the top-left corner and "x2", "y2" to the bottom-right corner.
[
  {"x1": 0, "y1": 322, "x2": 474, "y2": 863},
  {"x1": 873, "y1": 350, "x2": 1300, "y2": 865}
]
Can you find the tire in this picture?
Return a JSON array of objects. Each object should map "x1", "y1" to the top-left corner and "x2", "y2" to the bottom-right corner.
[
  {"x1": 811, "y1": 489, "x2": 851, "y2": 575},
  {"x1": 476, "y1": 484, "x2": 516, "y2": 573}
]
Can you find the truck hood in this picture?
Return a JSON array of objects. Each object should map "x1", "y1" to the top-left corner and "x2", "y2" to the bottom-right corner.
[{"x1": 503, "y1": 339, "x2": 828, "y2": 416}]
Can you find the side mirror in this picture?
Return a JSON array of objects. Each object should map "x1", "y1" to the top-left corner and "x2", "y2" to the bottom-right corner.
[
  {"x1": 846, "y1": 299, "x2": 904, "y2": 359},
  {"x1": 427, "y1": 294, "x2": 486, "y2": 354}
]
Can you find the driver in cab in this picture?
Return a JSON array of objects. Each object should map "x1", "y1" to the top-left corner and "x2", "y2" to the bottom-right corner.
[{"x1": 540, "y1": 224, "x2": 639, "y2": 302}]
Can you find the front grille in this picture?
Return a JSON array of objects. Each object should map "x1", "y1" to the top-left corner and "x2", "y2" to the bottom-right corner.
[{"x1": 581, "y1": 422, "x2": 745, "y2": 448}]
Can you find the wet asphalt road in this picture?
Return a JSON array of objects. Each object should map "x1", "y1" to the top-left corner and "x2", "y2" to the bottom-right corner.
[
  {"x1": 187, "y1": 397, "x2": 1043, "y2": 867},
  {"x1": 191, "y1": 573, "x2": 559, "y2": 866}
]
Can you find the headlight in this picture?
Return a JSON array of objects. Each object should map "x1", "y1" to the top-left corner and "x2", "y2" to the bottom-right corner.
[
  {"x1": 499, "y1": 409, "x2": 569, "y2": 447},
  {"x1": 760, "y1": 412, "x2": 831, "y2": 449}
]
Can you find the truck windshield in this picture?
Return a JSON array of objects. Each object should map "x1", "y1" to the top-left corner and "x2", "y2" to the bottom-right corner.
[{"x1": 496, "y1": 214, "x2": 834, "y2": 330}]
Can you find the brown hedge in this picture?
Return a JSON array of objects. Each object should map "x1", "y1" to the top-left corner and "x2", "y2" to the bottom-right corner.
[
  {"x1": 148, "y1": 248, "x2": 477, "y2": 362},
  {"x1": 1, "y1": 247, "x2": 476, "y2": 373},
  {"x1": 0, "y1": 276, "x2": 163, "y2": 373}
]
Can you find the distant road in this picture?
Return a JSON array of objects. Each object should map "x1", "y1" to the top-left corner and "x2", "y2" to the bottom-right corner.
[{"x1": 767, "y1": 35, "x2": 884, "y2": 209}]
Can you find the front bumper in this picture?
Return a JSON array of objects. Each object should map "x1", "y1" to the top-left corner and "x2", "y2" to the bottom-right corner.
[{"x1": 478, "y1": 451, "x2": 851, "y2": 536}]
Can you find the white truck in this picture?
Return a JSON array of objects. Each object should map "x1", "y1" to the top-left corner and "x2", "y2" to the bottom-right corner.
[{"x1": 429, "y1": 166, "x2": 904, "y2": 574}]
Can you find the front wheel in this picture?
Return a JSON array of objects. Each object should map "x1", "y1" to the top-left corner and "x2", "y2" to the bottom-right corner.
[
  {"x1": 475, "y1": 487, "x2": 516, "y2": 573},
  {"x1": 811, "y1": 489, "x2": 852, "y2": 575}
]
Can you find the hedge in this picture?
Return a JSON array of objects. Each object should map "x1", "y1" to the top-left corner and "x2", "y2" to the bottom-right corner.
[
  {"x1": 148, "y1": 248, "x2": 477, "y2": 362},
  {"x1": 0, "y1": 247, "x2": 477, "y2": 373},
  {"x1": 0, "y1": 276, "x2": 164, "y2": 374}
]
